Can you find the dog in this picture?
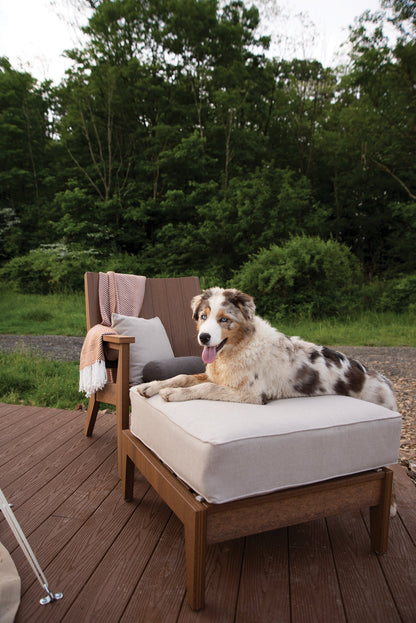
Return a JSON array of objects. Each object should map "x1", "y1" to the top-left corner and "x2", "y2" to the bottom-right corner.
[{"x1": 138, "y1": 287, "x2": 397, "y2": 411}]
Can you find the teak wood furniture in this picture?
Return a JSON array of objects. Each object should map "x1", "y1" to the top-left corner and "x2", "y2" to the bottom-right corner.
[
  {"x1": 83, "y1": 272, "x2": 397, "y2": 611},
  {"x1": 83, "y1": 272, "x2": 202, "y2": 472},
  {"x1": 122, "y1": 439, "x2": 393, "y2": 610}
]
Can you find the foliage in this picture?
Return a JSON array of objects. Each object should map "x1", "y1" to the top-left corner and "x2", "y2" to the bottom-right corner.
[
  {"x1": 379, "y1": 274, "x2": 416, "y2": 313},
  {"x1": 0, "y1": 244, "x2": 100, "y2": 293},
  {"x1": 0, "y1": 0, "x2": 415, "y2": 313},
  {"x1": 231, "y1": 236, "x2": 362, "y2": 319},
  {"x1": 0, "y1": 243, "x2": 150, "y2": 293}
]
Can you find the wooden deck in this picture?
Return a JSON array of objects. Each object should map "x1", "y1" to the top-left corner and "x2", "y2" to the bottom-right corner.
[{"x1": 1, "y1": 403, "x2": 416, "y2": 623}]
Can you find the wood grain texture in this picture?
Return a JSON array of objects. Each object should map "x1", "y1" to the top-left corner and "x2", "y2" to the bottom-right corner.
[{"x1": 2, "y1": 403, "x2": 415, "y2": 622}]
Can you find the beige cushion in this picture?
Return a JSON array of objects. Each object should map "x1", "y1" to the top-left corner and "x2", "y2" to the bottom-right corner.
[
  {"x1": 129, "y1": 389, "x2": 401, "y2": 504},
  {"x1": 112, "y1": 314, "x2": 174, "y2": 384},
  {"x1": 0, "y1": 543, "x2": 20, "y2": 623}
]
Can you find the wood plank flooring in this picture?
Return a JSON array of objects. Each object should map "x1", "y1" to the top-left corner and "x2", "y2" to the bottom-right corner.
[{"x1": 1, "y1": 403, "x2": 415, "y2": 622}]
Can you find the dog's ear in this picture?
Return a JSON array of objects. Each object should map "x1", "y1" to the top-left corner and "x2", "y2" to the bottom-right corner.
[
  {"x1": 191, "y1": 288, "x2": 215, "y2": 320},
  {"x1": 225, "y1": 289, "x2": 256, "y2": 321},
  {"x1": 191, "y1": 293, "x2": 203, "y2": 320}
]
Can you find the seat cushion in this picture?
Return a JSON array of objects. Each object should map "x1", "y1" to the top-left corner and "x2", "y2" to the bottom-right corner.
[{"x1": 129, "y1": 389, "x2": 401, "y2": 504}]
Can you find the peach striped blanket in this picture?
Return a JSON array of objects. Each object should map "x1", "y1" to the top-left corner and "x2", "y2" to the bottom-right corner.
[{"x1": 79, "y1": 271, "x2": 146, "y2": 397}]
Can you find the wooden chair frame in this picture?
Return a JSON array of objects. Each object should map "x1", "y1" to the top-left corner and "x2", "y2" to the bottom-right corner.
[
  {"x1": 121, "y1": 428, "x2": 392, "y2": 610},
  {"x1": 83, "y1": 272, "x2": 202, "y2": 473}
]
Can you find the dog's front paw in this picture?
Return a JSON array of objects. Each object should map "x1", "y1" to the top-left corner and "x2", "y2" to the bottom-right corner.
[
  {"x1": 159, "y1": 387, "x2": 188, "y2": 402},
  {"x1": 137, "y1": 381, "x2": 160, "y2": 398}
]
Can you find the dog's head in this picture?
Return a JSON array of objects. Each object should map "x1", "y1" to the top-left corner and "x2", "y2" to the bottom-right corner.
[{"x1": 191, "y1": 287, "x2": 256, "y2": 364}]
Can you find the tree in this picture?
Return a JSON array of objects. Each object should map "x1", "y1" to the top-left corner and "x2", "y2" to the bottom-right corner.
[
  {"x1": 321, "y1": 2, "x2": 416, "y2": 276},
  {"x1": 54, "y1": 0, "x2": 273, "y2": 253},
  {"x1": 0, "y1": 58, "x2": 57, "y2": 258},
  {"x1": 348, "y1": 4, "x2": 416, "y2": 202},
  {"x1": 268, "y1": 59, "x2": 337, "y2": 177},
  {"x1": 1, "y1": 0, "x2": 415, "y2": 297}
]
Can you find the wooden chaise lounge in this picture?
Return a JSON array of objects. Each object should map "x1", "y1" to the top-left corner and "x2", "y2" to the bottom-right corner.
[{"x1": 82, "y1": 272, "x2": 401, "y2": 610}]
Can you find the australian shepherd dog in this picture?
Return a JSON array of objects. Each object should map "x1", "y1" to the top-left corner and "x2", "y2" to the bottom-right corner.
[{"x1": 138, "y1": 287, "x2": 397, "y2": 411}]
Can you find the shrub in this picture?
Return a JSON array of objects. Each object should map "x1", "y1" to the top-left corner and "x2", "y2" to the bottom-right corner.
[
  {"x1": 230, "y1": 236, "x2": 362, "y2": 319},
  {"x1": 379, "y1": 274, "x2": 416, "y2": 313},
  {"x1": 0, "y1": 245, "x2": 146, "y2": 293},
  {"x1": 0, "y1": 244, "x2": 101, "y2": 293}
]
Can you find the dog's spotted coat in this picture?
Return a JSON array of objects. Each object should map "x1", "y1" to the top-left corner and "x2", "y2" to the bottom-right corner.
[{"x1": 138, "y1": 287, "x2": 397, "y2": 410}]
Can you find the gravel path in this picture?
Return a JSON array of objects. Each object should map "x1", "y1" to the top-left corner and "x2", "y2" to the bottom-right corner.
[
  {"x1": 0, "y1": 335, "x2": 414, "y2": 471},
  {"x1": 0, "y1": 334, "x2": 84, "y2": 361}
]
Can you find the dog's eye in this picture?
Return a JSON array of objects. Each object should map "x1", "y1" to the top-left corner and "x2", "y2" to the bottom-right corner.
[
  {"x1": 219, "y1": 317, "x2": 229, "y2": 323},
  {"x1": 200, "y1": 313, "x2": 207, "y2": 320}
]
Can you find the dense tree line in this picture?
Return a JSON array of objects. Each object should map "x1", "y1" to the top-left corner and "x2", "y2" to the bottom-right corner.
[{"x1": 0, "y1": 0, "x2": 415, "y2": 316}]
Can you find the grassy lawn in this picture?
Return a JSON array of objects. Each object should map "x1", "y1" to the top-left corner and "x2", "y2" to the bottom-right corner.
[
  {"x1": 277, "y1": 312, "x2": 416, "y2": 347},
  {"x1": 0, "y1": 288, "x2": 86, "y2": 336},
  {"x1": 0, "y1": 288, "x2": 415, "y2": 409},
  {"x1": 0, "y1": 349, "x2": 80, "y2": 409},
  {"x1": 1, "y1": 288, "x2": 415, "y2": 346}
]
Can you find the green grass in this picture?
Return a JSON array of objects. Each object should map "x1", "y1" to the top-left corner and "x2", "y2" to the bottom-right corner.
[
  {"x1": 0, "y1": 348, "x2": 81, "y2": 409},
  {"x1": 275, "y1": 311, "x2": 416, "y2": 347},
  {"x1": 0, "y1": 288, "x2": 415, "y2": 345},
  {"x1": 0, "y1": 288, "x2": 85, "y2": 336}
]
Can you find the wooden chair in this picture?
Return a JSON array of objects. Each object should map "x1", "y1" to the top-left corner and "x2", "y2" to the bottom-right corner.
[{"x1": 83, "y1": 272, "x2": 202, "y2": 473}]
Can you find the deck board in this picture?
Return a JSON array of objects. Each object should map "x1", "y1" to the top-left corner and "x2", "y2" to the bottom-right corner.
[
  {"x1": 1, "y1": 402, "x2": 415, "y2": 623},
  {"x1": 235, "y1": 530, "x2": 290, "y2": 623},
  {"x1": 289, "y1": 519, "x2": 346, "y2": 623},
  {"x1": 327, "y1": 511, "x2": 401, "y2": 623}
]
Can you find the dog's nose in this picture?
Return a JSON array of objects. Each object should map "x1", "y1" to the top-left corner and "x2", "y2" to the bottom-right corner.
[{"x1": 199, "y1": 332, "x2": 211, "y2": 345}]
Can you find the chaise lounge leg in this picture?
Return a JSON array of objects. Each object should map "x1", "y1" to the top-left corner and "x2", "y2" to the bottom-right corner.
[
  {"x1": 84, "y1": 394, "x2": 100, "y2": 436},
  {"x1": 370, "y1": 468, "x2": 393, "y2": 554},
  {"x1": 184, "y1": 510, "x2": 207, "y2": 610},
  {"x1": 122, "y1": 453, "x2": 135, "y2": 501}
]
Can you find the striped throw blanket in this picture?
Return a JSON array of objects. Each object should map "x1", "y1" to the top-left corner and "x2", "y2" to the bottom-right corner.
[{"x1": 79, "y1": 271, "x2": 146, "y2": 397}]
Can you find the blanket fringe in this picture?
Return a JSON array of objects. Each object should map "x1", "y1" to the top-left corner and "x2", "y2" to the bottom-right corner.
[{"x1": 79, "y1": 360, "x2": 107, "y2": 398}]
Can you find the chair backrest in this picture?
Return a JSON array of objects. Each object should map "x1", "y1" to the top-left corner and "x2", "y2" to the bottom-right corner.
[{"x1": 84, "y1": 272, "x2": 202, "y2": 357}]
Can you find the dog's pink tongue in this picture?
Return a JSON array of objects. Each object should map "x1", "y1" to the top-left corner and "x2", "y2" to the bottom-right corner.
[{"x1": 202, "y1": 346, "x2": 217, "y2": 365}]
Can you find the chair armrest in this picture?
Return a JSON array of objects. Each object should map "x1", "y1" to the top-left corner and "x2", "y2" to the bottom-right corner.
[
  {"x1": 102, "y1": 334, "x2": 133, "y2": 436},
  {"x1": 103, "y1": 334, "x2": 135, "y2": 344}
]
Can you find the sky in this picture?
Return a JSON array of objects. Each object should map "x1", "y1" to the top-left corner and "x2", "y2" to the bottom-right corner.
[{"x1": 0, "y1": 0, "x2": 387, "y2": 84}]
